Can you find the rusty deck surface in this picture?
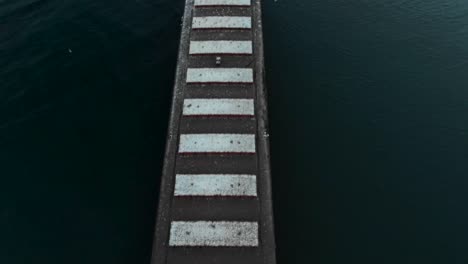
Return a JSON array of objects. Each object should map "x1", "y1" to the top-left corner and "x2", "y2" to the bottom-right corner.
[{"x1": 150, "y1": 0, "x2": 276, "y2": 263}]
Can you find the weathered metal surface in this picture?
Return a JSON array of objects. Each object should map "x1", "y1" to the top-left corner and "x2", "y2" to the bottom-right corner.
[
  {"x1": 150, "y1": 0, "x2": 275, "y2": 263},
  {"x1": 171, "y1": 198, "x2": 259, "y2": 221},
  {"x1": 176, "y1": 155, "x2": 257, "y2": 174},
  {"x1": 179, "y1": 118, "x2": 256, "y2": 134}
]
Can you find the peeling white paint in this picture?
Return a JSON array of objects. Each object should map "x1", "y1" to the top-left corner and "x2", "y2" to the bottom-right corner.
[
  {"x1": 174, "y1": 174, "x2": 257, "y2": 196},
  {"x1": 178, "y1": 134, "x2": 255, "y2": 153},
  {"x1": 183, "y1": 99, "x2": 254, "y2": 116},
  {"x1": 192, "y1": 16, "x2": 252, "y2": 29},
  {"x1": 189, "y1": 41, "x2": 253, "y2": 55},
  {"x1": 186, "y1": 68, "x2": 253, "y2": 83},
  {"x1": 169, "y1": 221, "x2": 259, "y2": 247},
  {"x1": 194, "y1": 0, "x2": 251, "y2": 6}
]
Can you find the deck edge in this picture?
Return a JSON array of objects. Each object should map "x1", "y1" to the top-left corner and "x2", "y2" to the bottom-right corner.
[{"x1": 150, "y1": 1, "x2": 195, "y2": 264}]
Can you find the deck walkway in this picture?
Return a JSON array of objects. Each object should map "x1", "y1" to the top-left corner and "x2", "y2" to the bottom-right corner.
[{"x1": 150, "y1": 0, "x2": 276, "y2": 263}]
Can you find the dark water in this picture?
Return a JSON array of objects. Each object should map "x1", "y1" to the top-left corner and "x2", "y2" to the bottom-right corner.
[{"x1": 1, "y1": 0, "x2": 468, "y2": 263}]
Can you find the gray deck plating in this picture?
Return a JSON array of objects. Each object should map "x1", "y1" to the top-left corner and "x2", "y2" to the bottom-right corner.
[{"x1": 151, "y1": 0, "x2": 276, "y2": 263}]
